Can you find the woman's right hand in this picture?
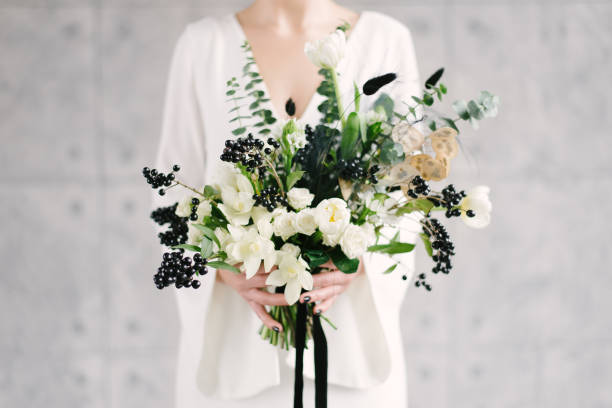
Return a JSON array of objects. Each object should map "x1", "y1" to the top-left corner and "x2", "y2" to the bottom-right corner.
[{"x1": 216, "y1": 263, "x2": 288, "y2": 332}]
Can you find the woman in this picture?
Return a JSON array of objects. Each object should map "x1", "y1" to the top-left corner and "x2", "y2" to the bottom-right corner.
[{"x1": 153, "y1": 0, "x2": 422, "y2": 406}]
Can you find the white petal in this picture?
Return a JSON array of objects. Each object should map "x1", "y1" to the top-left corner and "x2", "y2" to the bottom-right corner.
[
  {"x1": 285, "y1": 279, "x2": 301, "y2": 305},
  {"x1": 299, "y1": 270, "x2": 314, "y2": 291},
  {"x1": 266, "y1": 269, "x2": 287, "y2": 286},
  {"x1": 243, "y1": 256, "x2": 261, "y2": 279}
]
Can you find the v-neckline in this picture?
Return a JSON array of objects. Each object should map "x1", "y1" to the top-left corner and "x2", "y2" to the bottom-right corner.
[{"x1": 230, "y1": 11, "x2": 369, "y2": 122}]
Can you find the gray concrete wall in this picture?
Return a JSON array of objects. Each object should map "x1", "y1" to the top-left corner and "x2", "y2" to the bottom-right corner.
[{"x1": 1, "y1": 0, "x2": 610, "y2": 407}]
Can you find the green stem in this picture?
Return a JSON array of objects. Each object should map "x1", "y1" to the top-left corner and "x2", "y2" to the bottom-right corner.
[{"x1": 330, "y1": 68, "x2": 345, "y2": 127}]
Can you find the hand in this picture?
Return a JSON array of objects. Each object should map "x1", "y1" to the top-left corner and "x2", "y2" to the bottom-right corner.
[
  {"x1": 299, "y1": 257, "x2": 364, "y2": 315},
  {"x1": 216, "y1": 263, "x2": 289, "y2": 332}
]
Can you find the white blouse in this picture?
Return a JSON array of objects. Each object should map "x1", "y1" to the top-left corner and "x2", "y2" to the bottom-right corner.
[{"x1": 153, "y1": 10, "x2": 423, "y2": 408}]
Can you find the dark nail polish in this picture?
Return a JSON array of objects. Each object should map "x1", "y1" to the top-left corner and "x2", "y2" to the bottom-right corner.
[
  {"x1": 273, "y1": 326, "x2": 280, "y2": 333},
  {"x1": 303, "y1": 296, "x2": 311, "y2": 303}
]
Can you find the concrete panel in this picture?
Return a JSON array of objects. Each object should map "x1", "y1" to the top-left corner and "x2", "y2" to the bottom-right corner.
[
  {"x1": 0, "y1": 9, "x2": 97, "y2": 183},
  {"x1": 405, "y1": 345, "x2": 448, "y2": 408}
]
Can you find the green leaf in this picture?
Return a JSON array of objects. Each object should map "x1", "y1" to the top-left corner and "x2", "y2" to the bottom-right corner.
[
  {"x1": 441, "y1": 117, "x2": 459, "y2": 132},
  {"x1": 429, "y1": 121, "x2": 437, "y2": 131},
  {"x1": 340, "y1": 111, "x2": 360, "y2": 159},
  {"x1": 379, "y1": 139, "x2": 405, "y2": 165},
  {"x1": 171, "y1": 244, "x2": 201, "y2": 252},
  {"x1": 439, "y1": 83, "x2": 447, "y2": 94},
  {"x1": 414, "y1": 198, "x2": 435, "y2": 213},
  {"x1": 286, "y1": 170, "x2": 305, "y2": 190},
  {"x1": 200, "y1": 237, "x2": 214, "y2": 258},
  {"x1": 452, "y1": 99, "x2": 470, "y2": 121},
  {"x1": 202, "y1": 185, "x2": 219, "y2": 199},
  {"x1": 419, "y1": 233, "x2": 433, "y2": 257},
  {"x1": 467, "y1": 100, "x2": 484, "y2": 120},
  {"x1": 206, "y1": 261, "x2": 240, "y2": 274},
  {"x1": 383, "y1": 263, "x2": 398, "y2": 274},
  {"x1": 304, "y1": 249, "x2": 329, "y2": 269},
  {"x1": 353, "y1": 82, "x2": 361, "y2": 113},
  {"x1": 423, "y1": 93, "x2": 434, "y2": 106},
  {"x1": 373, "y1": 93, "x2": 394, "y2": 119},
  {"x1": 411, "y1": 96, "x2": 424, "y2": 105},
  {"x1": 367, "y1": 242, "x2": 415, "y2": 254},
  {"x1": 232, "y1": 127, "x2": 246, "y2": 135},
  {"x1": 249, "y1": 101, "x2": 260, "y2": 110},
  {"x1": 329, "y1": 247, "x2": 360, "y2": 274},
  {"x1": 191, "y1": 224, "x2": 220, "y2": 247},
  {"x1": 225, "y1": 89, "x2": 236, "y2": 96}
]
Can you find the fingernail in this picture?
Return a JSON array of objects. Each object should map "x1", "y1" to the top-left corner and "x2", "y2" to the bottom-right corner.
[
  {"x1": 315, "y1": 309, "x2": 322, "y2": 315},
  {"x1": 303, "y1": 296, "x2": 311, "y2": 303},
  {"x1": 273, "y1": 326, "x2": 280, "y2": 333}
]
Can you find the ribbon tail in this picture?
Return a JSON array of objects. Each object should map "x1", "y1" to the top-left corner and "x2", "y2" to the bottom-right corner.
[
  {"x1": 294, "y1": 302, "x2": 307, "y2": 408},
  {"x1": 313, "y1": 313, "x2": 328, "y2": 408}
]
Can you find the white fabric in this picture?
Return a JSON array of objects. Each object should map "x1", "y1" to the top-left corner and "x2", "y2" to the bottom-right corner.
[{"x1": 152, "y1": 10, "x2": 423, "y2": 408}]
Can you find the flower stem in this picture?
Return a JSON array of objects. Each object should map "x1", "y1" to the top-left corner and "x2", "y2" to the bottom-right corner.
[{"x1": 330, "y1": 68, "x2": 345, "y2": 127}]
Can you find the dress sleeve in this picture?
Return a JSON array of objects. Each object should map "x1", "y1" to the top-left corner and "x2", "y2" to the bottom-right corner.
[{"x1": 297, "y1": 20, "x2": 424, "y2": 389}]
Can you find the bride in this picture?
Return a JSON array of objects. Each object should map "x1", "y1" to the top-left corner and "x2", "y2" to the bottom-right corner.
[{"x1": 152, "y1": 0, "x2": 422, "y2": 406}]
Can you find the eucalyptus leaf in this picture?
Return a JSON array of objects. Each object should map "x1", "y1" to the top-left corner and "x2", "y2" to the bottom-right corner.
[
  {"x1": 379, "y1": 139, "x2": 405, "y2": 165},
  {"x1": 171, "y1": 244, "x2": 201, "y2": 252},
  {"x1": 452, "y1": 100, "x2": 470, "y2": 121},
  {"x1": 383, "y1": 263, "x2": 398, "y2": 274},
  {"x1": 200, "y1": 237, "x2": 214, "y2": 258},
  {"x1": 232, "y1": 127, "x2": 246, "y2": 135},
  {"x1": 373, "y1": 93, "x2": 394, "y2": 119},
  {"x1": 191, "y1": 224, "x2": 220, "y2": 247},
  {"x1": 367, "y1": 242, "x2": 415, "y2": 254}
]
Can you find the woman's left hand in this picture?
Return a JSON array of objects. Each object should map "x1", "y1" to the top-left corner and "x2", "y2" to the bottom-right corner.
[{"x1": 298, "y1": 257, "x2": 364, "y2": 314}]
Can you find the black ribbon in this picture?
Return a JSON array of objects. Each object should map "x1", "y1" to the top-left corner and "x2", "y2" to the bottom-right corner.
[{"x1": 294, "y1": 302, "x2": 328, "y2": 408}]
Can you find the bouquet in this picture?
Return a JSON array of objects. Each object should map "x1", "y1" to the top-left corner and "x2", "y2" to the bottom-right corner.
[{"x1": 143, "y1": 24, "x2": 498, "y2": 407}]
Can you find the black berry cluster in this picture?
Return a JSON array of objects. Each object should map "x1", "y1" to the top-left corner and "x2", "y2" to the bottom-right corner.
[
  {"x1": 253, "y1": 185, "x2": 288, "y2": 212},
  {"x1": 415, "y1": 217, "x2": 455, "y2": 290},
  {"x1": 294, "y1": 125, "x2": 316, "y2": 165},
  {"x1": 188, "y1": 198, "x2": 201, "y2": 221},
  {"x1": 154, "y1": 251, "x2": 208, "y2": 290},
  {"x1": 405, "y1": 175, "x2": 430, "y2": 198},
  {"x1": 142, "y1": 165, "x2": 180, "y2": 196},
  {"x1": 337, "y1": 158, "x2": 379, "y2": 184},
  {"x1": 150, "y1": 203, "x2": 188, "y2": 247},
  {"x1": 220, "y1": 134, "x2": 277, "y2": 175}
]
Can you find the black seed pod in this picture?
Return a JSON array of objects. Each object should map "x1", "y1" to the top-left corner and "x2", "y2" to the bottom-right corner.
[
  {"x1": 285, "y1": 97, "x2": 296, "y2": 116},
  {"x1": 362, "y1": 72, "x2": 397, "y2": 95}
]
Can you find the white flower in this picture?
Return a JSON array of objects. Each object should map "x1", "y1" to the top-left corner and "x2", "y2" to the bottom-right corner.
[
  {"x1": 304, "y1": 29, "x2": 346, "y2": 70},
  {"x1": 175, "y1": 195, "x2": 193, "y2": 217},
  {"x1": 187, "y1": 223, "x2": 204, "y2": 245},
  {"x1": 315, "y1": 198, "x2": 351, "y2": 246},
  {"x1": 460, "y1": 185, "x2": 492, "y2": 229},
  {"x1": 214, "y1": 227, "x2": 232, "y2": 251},
  {"x1": 195, "y1": 200, "x2": 212, "y2": 221},
  {"x1": 365, "y1": 109, "x2": 392, "y2": 134},
  {"x1": 272, "y1": 119, "x2": 307, "y2": 150},
  {"x1": 287, "y1": 188, "x2": 314, "y2": 210},
  {"x1": 294, "y1": 208, "x2": 317, "y2": 236},
  {"x1": 339, "y1": 223, "x2": 375, "y2": 259},
  {"x1": 266, "y1": 245, "x2": 313, "y2": 305},
  {"x1": 272, "y1": 210, "x2": 298, "y2": 241},
  {"x1": 225, "y1": 225, "x2": 276, "y2": 278},
  {"x1": 217, "y1": 169, "x2": 255, "y2": 225}
]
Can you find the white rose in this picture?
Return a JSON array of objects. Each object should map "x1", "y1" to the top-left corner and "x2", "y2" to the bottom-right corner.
[
  {"x1": 315, "y1": 198, "x2": 351, "y2": 246},
  {"x1": 278, "y1": 242, "x2": 301, "y2": 258},
  {"x1": 196, "y1": 200, "x2": 212, "y2": 221},
  {"x1": 460, "y1": 185, "x2": 492, "y2": 228},
  {"x1": 287, "y1": 187, "x2": 314, "y2": 210},
  {"x1": 216, "y1": 165, "x2": 255, "y2": 225},
  {"x1": 339, "y1": 223, "x2": 375, "y2": 259},
  {"x1": 175, "y1": 195, "x2": 193, "y2": 217},
  {"x1": 294, "y1": 208, "x2": 317, "y2": 236},
  {"x1": 272, "y1": 210, "x2": 298, "y2": 241},
  {"x1": 304, "y1": 29, "x2": 346, "y2": 70}
]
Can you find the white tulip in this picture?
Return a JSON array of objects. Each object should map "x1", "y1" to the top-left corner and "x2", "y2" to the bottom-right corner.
[
  {"x1": 294, "y1": 208, "x2": 317, "y2": 236},
  {"x1": 339, "y1": 223, "x2": 375, "y2": 259},
  {"x1": 315, "y1": 198, "x2": 351, "y2": 246},
  {"x1": 225, "y1": 225, "x2": 276, "y2": 278},
  {"x1": 287, "y1": 187, "x2": 314, "y2": 210},
  {"x1": 272, "y1": 210, "x2": 298, "y2": 241},
  {"x1": 266, "y1": 246, "x2": 313, "y2": 305},
  {"x1": 460, "y1": 185, "x2": 492, "y2": 229},
  {"x1": 304, "y1": 29, "x2": 346, "y2": 70}
]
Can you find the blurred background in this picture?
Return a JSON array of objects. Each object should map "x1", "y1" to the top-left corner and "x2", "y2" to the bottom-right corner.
[{"x1": 1, "y1": 0, "x2": 610, "y2": 407}]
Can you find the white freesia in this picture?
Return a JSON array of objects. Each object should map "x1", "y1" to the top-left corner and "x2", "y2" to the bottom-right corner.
[
  {"x1": 272, "y1": 210, "x2": 298, "y2": 240},
  {"x1": 266, "y1": 244, "x2": 313, "y2": 305},
  {"x1": 187, "y1": 223, "x2": 204, "y2": 245},
  {"x1": 287, "y1": 187, "x2": 314, "y2": 210},
  {"x1": 195, "y1": 200, "x2": 212, "y2": 221},
  {"x1": 214, "y1": 227, "x2": 232, "y2": 251},
  {"x1": 294, "y1": 208, "x2": 317, "y2": 236},
  {"x1": 175, "y1": 195, "x2": 193, "y2": 217},
  {"x1": 225, "y1": 225, "x2": 276, "y2": 278},
  {"x1": 217, "y1": 168, "x2": 255, "y2": 225},
  {"x1": 304, "y1": 29, "x2": 346, "y2": 70},
  {"x1": 315, "y1": 198, "x2": 351, "y2": 246},
  {"x1": 339, "y1": 223, "x2": 376, "y2": 259},
  {"x1": 460, "y1": 185, "x2": 492, "y2": 229}
]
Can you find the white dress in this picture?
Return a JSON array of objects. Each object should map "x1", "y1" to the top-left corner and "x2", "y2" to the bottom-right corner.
[{"x1": 153, "y1": 10, "x2": 423, "y2": 408}]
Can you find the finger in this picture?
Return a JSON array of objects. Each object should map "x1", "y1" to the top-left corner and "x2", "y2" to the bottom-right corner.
[
  {"x1": 312, "y1": 270, "x2": 350, "y2": 288},
  {"x1": 242, "y1": 274, "x2": 269, "y2": 288},
  {"x1": 255, "y1": 263, "x2": 277, "y2": 275},
  {"x1": 319, "y1": 260, "x2": 336, "y2": 271},
  {"x1": 248, "y1": 301, "x2": 282, "y2": 332},
  {"x1": 313, "y1": 295, "x2": 338, "y2": 315},
  {"x1": 246, "y1": 288, "x2": 289, "y2": 306},
  {"x1": 300, "y1": 285, "x2": 342, "y2": 303}
]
